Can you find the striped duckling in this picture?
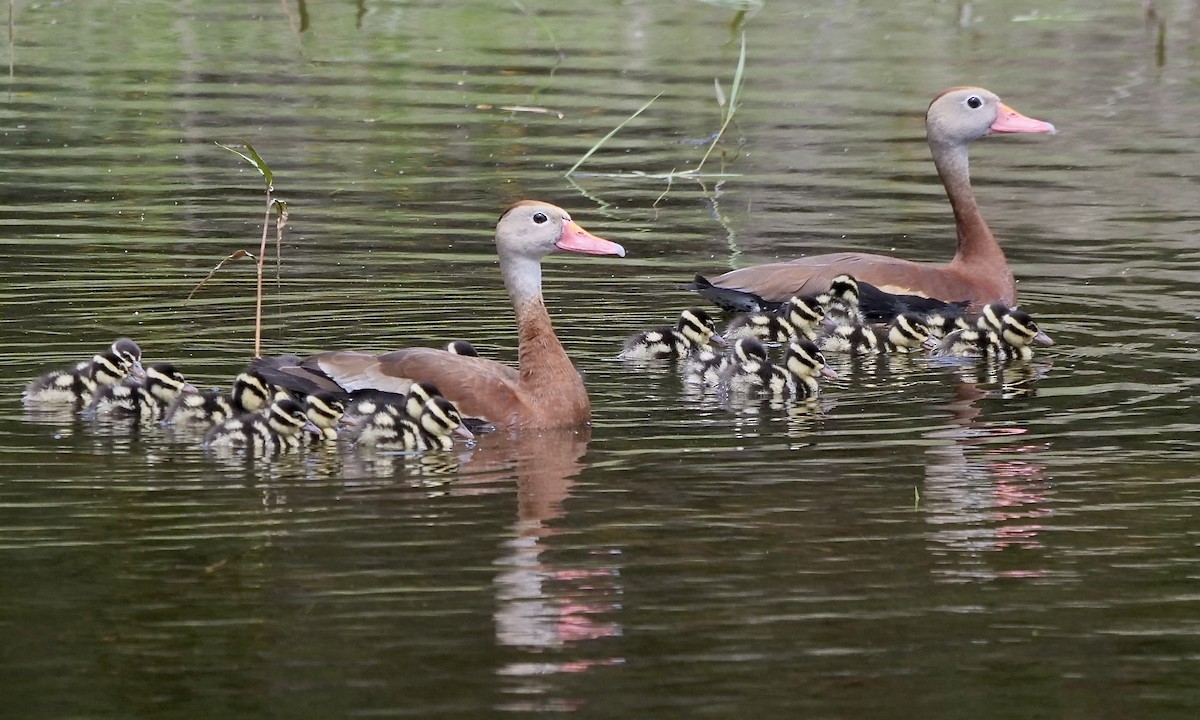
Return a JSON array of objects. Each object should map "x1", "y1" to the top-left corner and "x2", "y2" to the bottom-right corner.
[
  {"x1": 88, "y1": 363, "x2": 197, "y2": 420},
  {"x1": 23, "y1": 338, "x2": 144, "y2": 406},
  {"x1": 304, "y1": 392, "x2": 346, "y2": 442},
  {"x1": 164, "y1": 370, "x2": 280, "y2": 427},
  {"x1": 723, "y1": 338, "x2": 837, "y2": 399},
  {"x1": 935, "y1": 303, "x2": 1054, "y2": 361},
  {"x1": 619, "y1": 307, "x2": 724, "y2": 360},
  {"x1": 683, "y1": 334, "x2": 768, "y2": 387},
  {"x1": 352, "y1": 394, "x2": 473, "y2": 451},
  {"x1": 724, "y1": 295, "x2": 826, "y2": 344},
  {"x1": 817, "y1": 274, "x2": 866, "y2": 326},
  {"x1": 818, "y1": 312, "x2": 938, "y2": 355},
  {"x1": 203, "y1": 397, "x2": 316, "y2": 455}
]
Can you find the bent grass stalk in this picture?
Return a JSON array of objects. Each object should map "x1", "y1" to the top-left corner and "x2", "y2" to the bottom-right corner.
[{"x1": 187, "y1": 142, "x2": 285, "y2": 358}]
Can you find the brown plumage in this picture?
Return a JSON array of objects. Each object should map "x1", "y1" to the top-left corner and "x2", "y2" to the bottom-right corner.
[
  {"x1": 252, "y1": 201, "x2": 625, "y2": 430},
  {"x1": 693, "y1": 87, "x2": 1055, "y2": 310}
]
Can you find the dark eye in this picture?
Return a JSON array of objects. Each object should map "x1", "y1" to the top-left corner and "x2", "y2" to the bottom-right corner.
[
  {"x1": 966, "y1": 96, "x2": 982, "y2": 109},
  {"x1": 532, "y1": 212, "x2": 548, "y2": 224}
]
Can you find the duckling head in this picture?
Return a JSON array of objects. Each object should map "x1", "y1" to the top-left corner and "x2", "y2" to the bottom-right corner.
[
  {"x1": 91, "y1": 349, "x2": 137, "y2": 387},
  {"x1": 825, "y1": 274, "x2": 860, "y2": 307},
  {"x1": 889, "y1": 313, "x2": 938, "y2": 350},
  {"x1": 732, "y1": 337, "x2": 769, "y2": 366},
  {"x1": 267, "y1": 397, "x2": 319, "y2": 437},
  {"x1": 785, "y1": 340, "x2": 838, "y2": 380},
  {"x1": 144, "y1": 363, "x2": 197, "y2": 402},
  {"x1": 305, "y1": 392, "x2": 346, "y2": 434},
  {"x1": 420, "y1": 396, "x2": 474, "y2": 440},
  {"x1": 678, "y1": 308, "x2": 725, "y2": 347},
  {"x1": 1001, "y1": 310, "x2": 1054, "y2": 348},
  {"x1": 445, "y1": 340, "x2": 480, "y2": 357},
  {"x1": 110, "y1": 338, "x2": 146, "y2": 379},
  {"x1": 232, "y1": 371, "x2": 277, "y2": 413},
  {"x1": 784, "y1": 295, "x2": 825, "y2": 327}
]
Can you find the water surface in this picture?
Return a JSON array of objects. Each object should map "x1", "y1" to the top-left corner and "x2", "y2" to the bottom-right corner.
[{"x1": 1, "y1": 0, "x2": 1198, "y2": 717}]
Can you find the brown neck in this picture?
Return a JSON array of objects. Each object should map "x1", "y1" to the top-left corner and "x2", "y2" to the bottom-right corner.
[
  {"x1": 930, "y1": 137, "x2": 1015, "y2": 304},
  {"x1": 513, "y1": 295, "x2": 579, "y2": 388},
  {"x1": 931, "y1": 139, "x2": 1007, "y2": 270},
  {"x1": 501, "y1": 252, "x2": 585, "y2": 397}
]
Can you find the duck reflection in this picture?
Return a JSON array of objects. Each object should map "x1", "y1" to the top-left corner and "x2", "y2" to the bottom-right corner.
[
  {"x1": 466, "y1": 427, "x2": 624, "y2": 712},
  {"x1": 922, "y1": 360, "x2": 1055, "y2": 582}
]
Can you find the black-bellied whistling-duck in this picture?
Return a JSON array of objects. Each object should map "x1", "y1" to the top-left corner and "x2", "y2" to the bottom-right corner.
[
  {"x1": 619, "y1": 307, "x2": 723, "y2": 360},
  {"x1": 689, "y1": 87, "x2": 1055, "y2": 310},
  {"x1": 250, "y1": 201, "x2": 625, "y2": 430},
  {"x1": 23, "y1": 338, "x2": 145, "y2": 406},
  {"x1": 935, "y1": 303, "x2": 1053, "y2": 361}
]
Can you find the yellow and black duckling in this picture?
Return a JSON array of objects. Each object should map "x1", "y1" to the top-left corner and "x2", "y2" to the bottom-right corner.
[
  {"x1": 619, "y1": 307, "x2": 724, "y2": 360},
  {"x1": 87, "y1": 363, "x2": 197, "y2": 420},
  {"x1": 722, "y1": 338, "x2": 837, "y2": 399},
  {"x1": 818, "y1": 312, "x2": 938, "y2": 355},
  {"x1": 724, "y1": 295, "x2": 826, "y2": 344},
  {"x1": 445, "y1": 340, "x2": 480, "y2": 357},
  {"x1": 231, "y1": 370, "x2": 284, "y2": 414},
  {"x1": 343, "y1": 381, "x2": 441, "y2": 421},
  {"x1": 935, "y1": 303, "x2": 1054, "y2": 361},
  {"x1": 304, "y1": 392, "x2": 345, "y2": 442},
  {"x1": 351, "y1": 395, "x2": 473, "y2": 451},
  {"x1": 683, "y1": 334, "x2": 768, "y2": 387},
  {"x1": 817, "y1": 274, "x2": 866, "y2": 326},
  {"x1": 715, "y1": 337, "x2": 773, "y2": 393},
  {"x1": 203, "y1": 397, "x2": 317, "y2": 456},
  {"x1": 23, "y1": 338, "x2": 145, "y2": 406},
  {"x1": 164, "y1": 390, "x2": 237, "y2": 428}
]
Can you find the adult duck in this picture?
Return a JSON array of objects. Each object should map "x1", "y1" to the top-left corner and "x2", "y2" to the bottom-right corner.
[
  {"x1": 253, "y1": 201, "x2": 625, "y2": 430},
  {"x1": 690, "y1": 87, "x2": 1055, "y2": 310}
]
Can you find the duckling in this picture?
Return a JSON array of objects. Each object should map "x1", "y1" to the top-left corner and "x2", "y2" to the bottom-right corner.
[
  {"x1": 725, "y1": 295, "x2": 826, "y2": 344},
  {"x1": 203, "y1": 397, "x2": 315, "y2": 455},
  {"x1": 717, "y1": 338, "x2": 775, "y2": 394},
  {"x1": 164, "y1": 390, "x2": 237, "y2": 427},
  {"x1": 935, "y1": 304, "x2": 1053, "y2": 361},
  {"x1": 445, "y1": 340, "x2": 480, "y2": 357},
  {"x1": 723, "y1": 338, "x2": 837, "y2": 399},
  {"x1": 163, "y1": 370, "x2": 279, "y2": 428},
  {"x1": 232, "y1": 370, "x2": 283, "y2": 414},
  {"x1": 777, "y1": 339, "x2": 839, "y2": 399},
  {"x1": 818, "y1": 313, "x2": 937, "y2": 355},
  {"x1": 683, "y1": 335, "x2": 768, "y2": 387},
  {"x1": 304, "y1": 392, "x2": 345, "y2": 442},
  {"x1": 619, "y1": 308, "x2": 724, "y2": 360},
  {"x1": 817, "y1": 274, "x2": 866, "y2": 326},
  {"x1": 352, "y1": 395, "x2": 473, "y2": 450},
  {"x1": 23, "y1": 338, "x2": 145, "y2": 406},
  {"x1": 344, "y1": 381, "x2": 441, "y2": 420},
  {"x1": 88, "y1": 363, "x2": 197, "y2": 420}
]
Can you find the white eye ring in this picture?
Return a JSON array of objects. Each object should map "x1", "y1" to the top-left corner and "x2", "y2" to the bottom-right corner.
[{"x1": 966, "y1": 95, "x2": 983, "y2": 109}]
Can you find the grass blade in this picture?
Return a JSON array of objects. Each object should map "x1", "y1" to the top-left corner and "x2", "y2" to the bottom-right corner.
[{"x1": 564, "y1": 92, "x2": 662, "y2": 177}]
